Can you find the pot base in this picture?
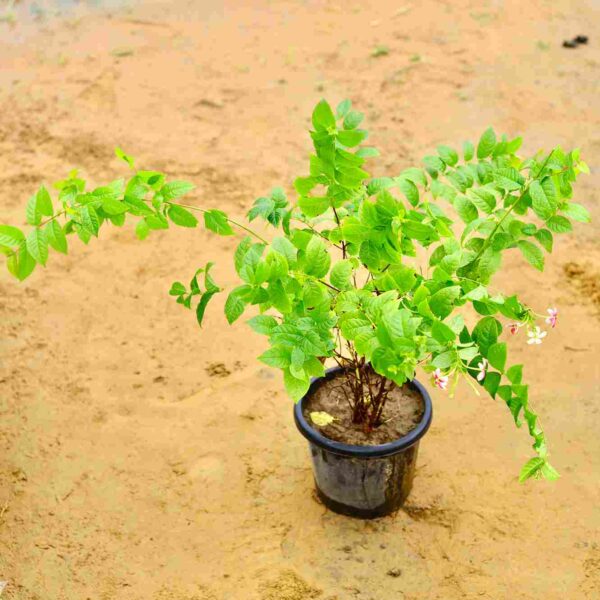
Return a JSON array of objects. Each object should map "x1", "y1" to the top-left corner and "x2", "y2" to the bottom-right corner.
[
  {"x1": 309, "y1": 441, "x2": 419, "y2": 519},
  {"x1": 314, "y1": 481, "x2": 408, "y2": 519}
]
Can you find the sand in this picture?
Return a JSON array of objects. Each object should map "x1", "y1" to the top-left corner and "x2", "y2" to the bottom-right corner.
[{"x1": 0, "y1": 1, "x2": 599, "y2": 598}]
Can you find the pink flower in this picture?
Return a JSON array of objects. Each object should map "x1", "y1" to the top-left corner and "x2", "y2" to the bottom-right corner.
[
  {"x1": 432, "y1": 368, "x2": 449, "y2": 390},
  {"x1": 545, "y1": 307, "x2": 558, "y2": 328},
  {"x1": 527, "y1": 326, "x2": 547, "y2": 345},
  {"x1": 476, "y1": 358, "x2": 488, "y2": 382},
  {"x1": 509, "y1": 322, "x2": 522, "y2": 335}
]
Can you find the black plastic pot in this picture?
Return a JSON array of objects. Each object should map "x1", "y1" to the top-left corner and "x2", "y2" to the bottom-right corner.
[{"x1": 294, "y1": 367, "x2": 433, "y2": 519}]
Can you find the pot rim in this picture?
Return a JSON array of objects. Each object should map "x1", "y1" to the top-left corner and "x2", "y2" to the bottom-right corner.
[{"x1": 294, "y1": 366, "x2": 433, "y2": 458}]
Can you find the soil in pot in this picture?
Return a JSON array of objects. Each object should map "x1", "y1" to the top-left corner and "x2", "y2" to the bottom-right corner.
[{"x1": 301, "y1": 369, "x2": 425, "y2": 445}]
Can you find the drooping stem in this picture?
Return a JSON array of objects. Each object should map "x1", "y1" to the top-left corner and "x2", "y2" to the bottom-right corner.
[{"x1": 167, "y1": 201, "x2": 269, "y2": 244}]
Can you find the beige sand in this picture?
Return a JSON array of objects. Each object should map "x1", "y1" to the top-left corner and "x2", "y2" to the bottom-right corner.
[{"x1": 0, "y1": 1, "x2": 599, "y2": 598}]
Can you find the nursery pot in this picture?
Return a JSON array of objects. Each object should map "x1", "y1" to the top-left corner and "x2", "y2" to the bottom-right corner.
[{"x1": 294, "y1": 367, "x2": 433, "y2": 519}]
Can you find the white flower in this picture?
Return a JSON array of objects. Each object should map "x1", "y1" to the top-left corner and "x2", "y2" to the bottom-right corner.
[
  {"x1": 476, "y1": 358, "x2": 488, "y2": 382},
  {"x1": 545, "y1": 307, "x2": 558, "y2": 328},
  {"x1": 527, "y1": 326, "x2": 547, "y2": 345},
  {"x1": 432, "y1": 368, "x2": 449, "y2": 390}
]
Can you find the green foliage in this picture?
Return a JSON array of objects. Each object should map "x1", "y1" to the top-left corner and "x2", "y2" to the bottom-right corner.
[
  {"x1": 1, "y1": 101, "x2": 590, "y2": 483},
  {"x1": 169, "y1": 262, "x2": 221, "y2": 326}
]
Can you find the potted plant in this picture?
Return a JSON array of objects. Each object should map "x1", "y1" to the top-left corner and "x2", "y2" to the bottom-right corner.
[{"x1": 0, "y1": 99, "x2": 590, "y2": 518}]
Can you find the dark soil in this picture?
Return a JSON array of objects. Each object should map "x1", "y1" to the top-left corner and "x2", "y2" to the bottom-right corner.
[{"x1": 302, "y1": 370, "x2": 425, "y2": 445}]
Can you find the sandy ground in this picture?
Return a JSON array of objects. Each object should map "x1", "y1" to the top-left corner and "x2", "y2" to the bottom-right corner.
[{"x1": 0, "y1": 1, "x2": 599, "y2": 598}]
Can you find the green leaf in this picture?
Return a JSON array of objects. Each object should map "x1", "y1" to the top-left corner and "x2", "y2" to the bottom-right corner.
[
  {"x1": 101, "y1": 196, "x2": 128, "y2": 215},
  {"x1": 477, "y1": 247, "x2": 502, "y2": 281},
  {"x1": 259, "y1": 346, "x2": 290, "y2": 368},
  {"x1": 356, "y1": 147, "x2": 380, "y2": 158},
  {"x1": 477, "y1": 127, "x2": 496, "y2": 159},
  {"x1": 272, "y1": 236, "x2": 297, "y2": 266},
  {"x1": 437, "y1": 145, "x2": 458, "y2": 166},
  {"x1": 494, "y1": 167, "x2": 525, "y2": 192},
  {"x1": 336, "y1": 99, "x2": 352, "y2": 119},
  {"x1": 268, "y1": 280, "x2": 292, "y2": 313},
  {"x1": 375, "y1": 264, "x2": 416, "y2": 293},
  {"x1": 396, "y1": 178, "x2": 419, "y2": 206},
  {"x1": 366, "y1": 177, "x2": 393, "y2": 196},
  {"x1": 115, "y1": 147, "x2": 135, "y2": 168},
  {"x1": 330, "y1": 259, "x2": 354, "y2": 291},
  {"x1": 546, "y1": 215, "x2": 572, "y2": 234},
  {"x1": 135, "y1": 219, "x2": 150, "y2": 240},
  {"x1": 294, "y1": 176, "x2": 318, "y2": 195},
  {"x1": 196, "y1": 288, "x2": 219, "y2": 326},
  {"x1": 224, "y1": 287, "x2": 247, "y2": 324},
  {"x1": 472, "y1": 316, "x2": 502, "y2": 355},
  {"x1": 432, "y1": 320, "x2": 456, "y2": 343},
  {"x1": 304, "y1": 236, "x2": 331, "y2": 278},
  {"x1": 463, "y1": 285, "x2": 488, "y2": 301},
  {"x1": 110, "y1": 213, "x2": 126, "y2": 229},
  {"x1": 487, "y1": 342, "x2": 507, "y2": 372},
  {"x1": 343, "y1": 110, "x2": 364, "y2": 130},
  {"x1": 402, "y1": 220, "x2": 437, "y2": 243},
  {"x1": 203, "y1": 261, "x2": 219, "y2": 294},
  {"x1": 561, "y1": 202, "x2": 590, "y2": 223},
  {"x1": 290, "y1": 347, "x2": 306, "y2": 379},
  {"x1": 429, "y1": 286, "x2": 461, "y2": 319},
  {"x1": 298, "y1": 196, "x2": 330, "y2": 218},
  {"x1": 45, "y1": 220, "x2": 67, "y2": 254},
  {"x1": 123, "y1": 195, "x2": 153, "y2": 216},
  {"x1": 432, "y1": 351, "x2": 455, "y2": 369},
  {"x1": 530, "y1": 179, "x2": 557, "y2": 220},
  {"x1": 534, "y1": 229, "x2": 553, "y2": 252},
  {"x1": 284, "y1": 369, "x2": 310, "y2": 401},
  {"x1": 483, "y1": 371, "x2": 501, "y2": 397},
  {"x1": 74, "y1": 223, "x2": 92, "y2": 244},
  {"x1": 36, "y1": 186, "x2": 53, "y2": 216},
  {"x1": 540, "y1": 461, "x2": 560, "y2": 481},
  {"x1": 247, "y1": 314, "x2": 279, "y2": 335},
  {"x1": 463, "y1": 141, "x2": 474, "y2": 161},
  {"x1": 507, "y1": 364, "x2": 523, "y2": 384},
  {"x1": 168, "y1": 205, "x2": 198, "y2": 228},
  {"x1": 312, "y1": 99, "x2": 336, "y2": 131},
  {"x1": 454, "y1": 197, "x2": 478, "y2": 223},
  {"x1": 26, "y1": 194, "x2": 41, "y2": 226},
  {"x1": 467, "y1": 188, "x2": 496, "y2": 213},
  {"x1": 517, "y1": 240, "x2": 544, "y2": 271},
  {"x1": 337, "y1": 129, "x2": 368, "y2": 147},
  {"x1": 80, "y1": 205, "x2": 100, "y2": 236},
  {"x1": 204, "y1": 209, "x2": 234, "y2": 236},
  {"x1": 15, "y1": 241, "x2": 36, "y2": 281},
  {"x1": 169, "y1": 281, "x2": 186, "y2": 296},
  {"x1": 0, "y1": 225, "x2": 25, "y2": 247},
  {"x1": 519, "y1": 457, "x2": 545, "y2": 482},
  {"x1": 422, "y1": 155, "x2": 445, "y2": 176},
  {"x1": 26, "y1": 228, "x2": 49, "y2": 266},
  {"x1": 161, "y1": 181, "x2": 195, "y2": 201}
]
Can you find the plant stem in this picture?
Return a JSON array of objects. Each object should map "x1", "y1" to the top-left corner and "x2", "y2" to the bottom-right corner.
[
  {"x1": 168, "y1": 201, "x2": 269, "y2": 243},
  {"x1": 471, "y1": 150, "x2": 556, "y2": 264}
]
